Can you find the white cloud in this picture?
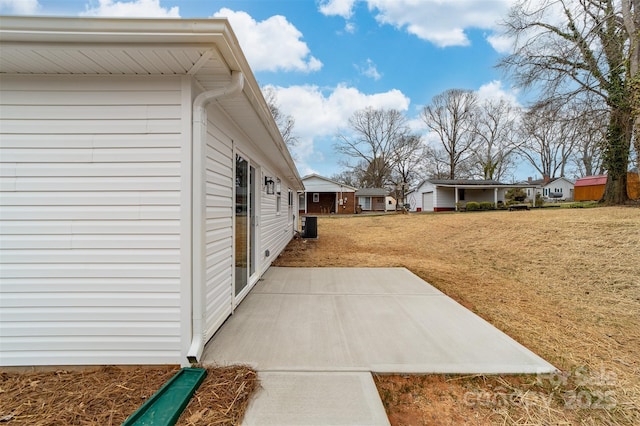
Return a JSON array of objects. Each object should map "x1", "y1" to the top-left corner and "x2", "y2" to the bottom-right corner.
[
  {"x1": 265, "y1": 84, "x2": 410, "y2": 173},
  {"x1": 356, "y1": 58, "x2": 382, "y2": 80},
  {"x1": 81, "y1": 0, "x2": 179, "y2": 17},
  {"x1": 486, "y1": 33, "x2": 515, "y2": 54},
  {"x1": 368, "y1": 0, "x2": 512, "y2": 47},
  {"x1": 344, "y1": 22, "x2": 356, "y2": 33},
  {"x1": 0, "y1": 0, "x2": 39, "y2": 14},
  {"x1": 476, "y1": 80, "x2": 520, "y2": 106},
  {"x1": 318, "y1": 0, "x2": 357, "y2": 19},
  {"x1": 320, "y1": 0, "x2": 514, "y2": 48},
  {"x1": 213, "y1": 8, "x2": 322, "y2": 73}
]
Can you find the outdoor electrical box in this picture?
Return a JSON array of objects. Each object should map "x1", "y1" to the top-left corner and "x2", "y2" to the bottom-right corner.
[{"x1": 301, "y1": 216, "x2": 318, "y2": 239}]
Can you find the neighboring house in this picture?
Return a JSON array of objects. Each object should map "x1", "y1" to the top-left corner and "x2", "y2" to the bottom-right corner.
[
  {"x1": 300, "y1": 174, "x2": 357, "y2": 214},
  {"x1": 519, "y1": 177, "x2": 544, "y2": 203},
  {"x1": 0, "y1": 17, "x2": 303, "y2": 367},
  {"x1": 520, "y1": 176, "x2": 575, "y2": 202},
  {"x1": 355, "y1": 188, "x2": 389, "y2": 212},
  {"x1": 407, "y1": 179, "x2": 524, "y2": 212},
  {"x1": 541, "y1": 177, "x2": 575, "y2": 201},
  {"x1": 574, "y1": 175, "x2": 607, "y2": 201}
]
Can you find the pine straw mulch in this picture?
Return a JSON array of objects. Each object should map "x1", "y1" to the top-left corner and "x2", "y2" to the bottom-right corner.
[
  {"x1": 274, "y1": 206, "x2": 640, "y2": 425},
  {"x1": 0, "y1": 365, "x2": 258, "y2": 425}
]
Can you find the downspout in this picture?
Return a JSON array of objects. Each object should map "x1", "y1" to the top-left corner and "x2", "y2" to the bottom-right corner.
[{"x1": 187, "y1": 71, "x2": 244, "y2": 364}]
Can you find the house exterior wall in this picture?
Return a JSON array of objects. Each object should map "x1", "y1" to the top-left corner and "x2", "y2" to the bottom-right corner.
[
  {"x1": 306, "y1": 192, "x2": 337, "y2": 214},
  {"x1": 201, "y1": 99, "x2": 299, "y2": 343},
  {"x1": 338, "y1": 192, "x2": 356, "y2": 214},
  {"x1": 406, "y1": 191, "x2": 422, "y2": 211},
  {"x1": 301, "y1": 175, "x2": 356, "y2": 214},
  {"x1": 0, "y1": 73, "x2": 300, "y2": 367},
  {"x1": 259, "y1": 170, "x2": 297, "y2": 273},
  {"x1": 543, "y1": 178, "x2": 574, "y2": 200},
  {"x1": 202, "y1": 114, "x2": 234, "y2": 344},
  {"x1": 463, "y1": 189, "x2": 496, "y2": 203},
  {"x1": 357, "y1": 196, "x2": 386, "y2": 211},
  {"x1": 408, "y1": 181, "x2": 436, "y2": 212},
  {"x1": 0, "y1": 75, "x2": 184, "y2": 366},
  {"x1": 434, "y1": 187, "x2": 456, "y2": 211}
]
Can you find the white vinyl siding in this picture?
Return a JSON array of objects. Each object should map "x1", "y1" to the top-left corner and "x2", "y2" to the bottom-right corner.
[
  {"x1": 0, "y1": 75, "x2": 183, "y2": 366},
  {"x1": 202, "y1": 120, "x2": 234, "y2": 342},
  {"x1": 260, "y1": 171, "x2": 295, "y2": 272},
  {"x1": 434, "y1": 187, "x2": 456, "y2": 210}
]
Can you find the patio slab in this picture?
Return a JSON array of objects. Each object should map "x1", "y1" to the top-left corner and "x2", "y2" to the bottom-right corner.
[
  {"x1": 201, "y1": 267, "x2": 555, "y2": 425},
  {"x1": 202, "y1": 267, "x2": 555, "y2": 374}
]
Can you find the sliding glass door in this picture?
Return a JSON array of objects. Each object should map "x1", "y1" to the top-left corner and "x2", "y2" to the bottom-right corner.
[{"x1": 235, "y1": 155, "x2": 256, "y2": 298}]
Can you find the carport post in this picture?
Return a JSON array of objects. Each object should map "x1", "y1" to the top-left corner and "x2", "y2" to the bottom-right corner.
[{"x1": 454, "y1": 186, "x2": 459, "y2": 211}]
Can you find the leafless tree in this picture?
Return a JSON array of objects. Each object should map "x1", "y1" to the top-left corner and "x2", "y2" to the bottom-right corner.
[
  {"x1": 517, "y1": 101, "x2": 577, "y2": 178},
  {"x1": 569, "y1": 95, "x2": 608, "y2": 177},
  {"x1": 420, "y1": 89, "x2": 478, "y2": 179},
  {"x1": 390, "y1": 134, "x2": 425, "y2": 205},
  {"x1": 335, "y1": 107, "x2": 410, "y2": 188},
  {"x1": 331, "y1": 169, "x2": 361, "y2": 188},
  {"x1": 263, "y1": 86, "x2": 298, "y2": 148},
  {"x1": 422, "y1": 145, "x2": 453, "y2": 179},
  {"x1": 499, "y1": 0, "x2": 639, "y2": 203},
  {"x1": 470, "y1": 99, "x2": 521, "y2": 181}
]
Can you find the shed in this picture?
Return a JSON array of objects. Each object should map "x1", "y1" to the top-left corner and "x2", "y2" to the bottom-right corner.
[
  {"x1": 574, "y1": 173, "x2": 640, "y2": 201},
  {"x1": 300, "y1": 174, "x2": 356, "y2": 214},
  {"x1": 574, "y1": 175, "x2": 607, "y2": 201},
  {"x1": 0, "y1": 17, "x2": 303, "y2": 367}
]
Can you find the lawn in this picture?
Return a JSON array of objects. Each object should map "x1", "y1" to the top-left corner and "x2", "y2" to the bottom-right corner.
[
  {"x1": 273, "y1": 206, "x2": 640, "y2": 425},
  {"x1": 1, "y1": 206, "x2": 637, "y2": 425}
]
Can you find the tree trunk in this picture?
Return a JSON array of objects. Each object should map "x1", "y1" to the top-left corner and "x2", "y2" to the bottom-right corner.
[{"x1": 601, "y1": 105, "x2": 633, "y2": 204}]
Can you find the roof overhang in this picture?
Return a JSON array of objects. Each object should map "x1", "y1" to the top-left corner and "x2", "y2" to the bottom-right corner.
[
  {"x1": 0, "y1": 16, "x2": 303, "y2": 189},
  {"x1": 433, "y1": 184, "x2": 527, "y2": 189}
]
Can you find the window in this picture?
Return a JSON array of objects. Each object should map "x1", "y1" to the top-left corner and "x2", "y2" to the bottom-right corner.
[
  {"x1": 313, "y1": 193, "x2": 319, "y2": 203},
  {"x1": 458, "y1": 188, "x2": 465, "y2": 201}
]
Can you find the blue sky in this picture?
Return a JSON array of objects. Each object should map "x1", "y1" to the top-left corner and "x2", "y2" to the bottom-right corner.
[{"x1": 1, "y1": 0, "x2": 539, "y2": 181}]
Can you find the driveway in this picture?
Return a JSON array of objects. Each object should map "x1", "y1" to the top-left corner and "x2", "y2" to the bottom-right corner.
[{"x1": 202, "y1": 267, "x2": 555, "y2": 425}]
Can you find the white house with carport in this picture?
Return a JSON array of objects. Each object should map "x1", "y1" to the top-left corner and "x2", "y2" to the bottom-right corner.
[
  {"x1": 407, "y1": 179, "x2": 525, "y2": 212},
  {"x1": 0, "y1": 17, "x2": 303, "y2": 367}
]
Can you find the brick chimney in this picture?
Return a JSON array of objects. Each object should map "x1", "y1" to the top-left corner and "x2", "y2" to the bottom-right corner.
[
  {"x1": 543, "y1": 175, "x2": 550, "y2": 184},
  {"x1": 527, "y1": 177, "x2": 532, "y2": 183}
]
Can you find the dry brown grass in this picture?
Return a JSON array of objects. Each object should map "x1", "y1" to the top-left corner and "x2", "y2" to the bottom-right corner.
[
  {"x1": 0, "y1": 365, "x2": 258, "y2": 425},
  {"x1": 274, "y1": 206, "x2": 640, "y2": 425}
]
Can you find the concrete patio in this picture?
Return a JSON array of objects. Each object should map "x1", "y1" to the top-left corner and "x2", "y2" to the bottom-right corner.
[{"x1": 202, "y1": 267, "x2": 556, "y2": 425}]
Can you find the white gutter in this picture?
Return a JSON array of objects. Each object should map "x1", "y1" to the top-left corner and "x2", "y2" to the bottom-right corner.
[{"x1": 187, "y1": 71, "x2": 244, "y2": 364}]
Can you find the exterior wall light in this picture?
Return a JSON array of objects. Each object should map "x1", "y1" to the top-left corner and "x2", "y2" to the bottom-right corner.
[{"x1": 264, "y1": 176, "x2": 275, "y2": 194}]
